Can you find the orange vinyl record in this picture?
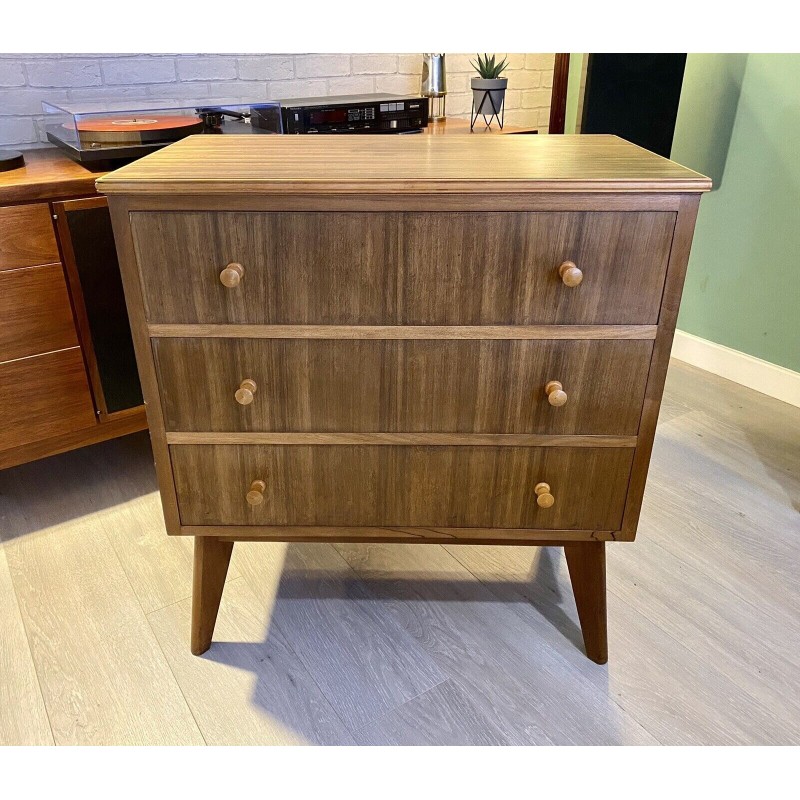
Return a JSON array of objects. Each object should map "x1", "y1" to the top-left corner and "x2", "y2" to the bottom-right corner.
[{"x1": 73, "y1": 115, "x2": 204, "y2": 146}]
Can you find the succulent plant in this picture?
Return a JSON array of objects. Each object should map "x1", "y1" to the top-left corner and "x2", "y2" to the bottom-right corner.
[{"x1": 471, "y1": 53, "x2": 509, "y2": 80}]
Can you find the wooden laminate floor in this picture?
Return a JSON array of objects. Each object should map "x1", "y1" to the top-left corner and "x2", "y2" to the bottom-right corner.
[{"x1": 1, "y1": 360, "x2": 798, "y2": 745}]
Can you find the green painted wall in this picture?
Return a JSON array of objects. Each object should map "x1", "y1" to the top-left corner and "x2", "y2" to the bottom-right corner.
[
  {"x1": 672, "y1": 54, "x2": 800, "y2": 372},
  {"x1": 564, "y1": 54, "x2": 584, "y2": 134}
]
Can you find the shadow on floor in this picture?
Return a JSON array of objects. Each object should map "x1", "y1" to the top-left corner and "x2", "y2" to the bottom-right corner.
[
  {"x1": 0, "y1": 431, "x2": 157, "y2": 541},
  {"x1": 197, "y1": 545, "x2": 589, "y2": 744}
]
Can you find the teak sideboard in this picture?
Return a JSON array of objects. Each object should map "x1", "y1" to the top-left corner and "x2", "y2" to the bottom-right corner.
[
  {"x1": 0, "y1": 150, "x2": 146, "y2": 470},
  {"x1": 98, "y1": 134, "x2": 710, "y2": 662}
]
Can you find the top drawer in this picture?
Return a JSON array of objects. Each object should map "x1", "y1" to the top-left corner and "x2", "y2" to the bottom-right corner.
[
  {"x1": 0, "y1": 204, "x2": 60, "y2": 272},
  {"x1": 131, "y1": 211, "x2": 675, "y2": 326}
]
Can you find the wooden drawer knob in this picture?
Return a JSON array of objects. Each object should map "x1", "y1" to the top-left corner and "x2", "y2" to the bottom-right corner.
[
  {"x1": 535, "y1": 482, "x2": 555, "y2": 508},
  {"x1": 545, "y1": 380, "x2": 568, "y2": 407},
  {"x1": 246, "y1": 479, "x2": 266, "y2": 506},
  {"x1": 235, "y1": 379, "x2": 257, "y2": 406},
  {"x1": 558, "y1": 260, "x2": 583, "y2": 287},
  {"x1": 219, "y1": 262, "x2": 244, "y2": 288}
]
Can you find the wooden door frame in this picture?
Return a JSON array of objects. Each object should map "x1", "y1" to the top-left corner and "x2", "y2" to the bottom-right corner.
[
  {"x1": 548, "y1": 53, "x2": 571, "y2": 134},
  {"x1": 53, "y1": 195, "x2": 146, "y2": 423}
]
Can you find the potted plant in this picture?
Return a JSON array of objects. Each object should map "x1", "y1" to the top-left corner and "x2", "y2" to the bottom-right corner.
[{"x1": 470, "y1": 53, "x2": 509, "y2": 125}]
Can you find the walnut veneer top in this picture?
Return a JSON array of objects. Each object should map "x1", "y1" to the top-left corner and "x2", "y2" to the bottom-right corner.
[{"x1": 97, "y1": 134, "x2": 711, "y2": 196}]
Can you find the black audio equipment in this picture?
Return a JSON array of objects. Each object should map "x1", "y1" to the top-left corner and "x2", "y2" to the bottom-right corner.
[
  {"x1": 581, "y1": 54, "x2": 687, "y2": 157},
  {"x1": 276, "y1": 94, "x2": 429, "y2": 134}
]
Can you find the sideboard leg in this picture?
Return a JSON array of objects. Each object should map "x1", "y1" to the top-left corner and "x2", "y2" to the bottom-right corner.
[
  {"x1": 191, "y1": 536, "x2": 234, "y2": 656},
  {"x1": 564, "y1": 542, "x2": 608, "y2": 664}
]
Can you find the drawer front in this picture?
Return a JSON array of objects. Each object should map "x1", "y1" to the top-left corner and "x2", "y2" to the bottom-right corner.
[
  {"x1": 170, "y1": 444, "x2": 634, "y2": 529},
  {"x1": 132, "y1": 211, "x2": 675, "y2": 325},
  {"x1": 154, "y1": 338, "x2": 653, "y2": 435},
  {"x1": 0, "y1": 347, "x2": 96, "y2": 452},
  {"x1": 0, "y1": 204, "x2": 60, "y2": 272},
  {"x1": 0, "y1": 263, "x2": 79, "y2": 362}
]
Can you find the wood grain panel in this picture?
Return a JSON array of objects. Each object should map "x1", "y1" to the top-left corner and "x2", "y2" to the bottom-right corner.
[
  {"x1": 120, "y1": 192, "x2": 682, "y2": 213},
  {"x1": 0, "y1": 203, "x2": 60, "y2": 271},
  {"x1": 167, "y1": 433, "x2": 636, "y2": 447},
  {"x1": 170, "y1": 445, "x2": 633, "y2": 530},
  {"x1": 108, "y1": 198, "x2": 182, "y2": 535},
  {"x1": 209, "y1": 527, "x2": 618, "y2": 545},
  {"x1": 401, "y1": 211, "x2": 675, "y2": 325},
  {"x1": 0, "y1": 148, "x2": 104, "y2": 205},
  {"x1": 96, "y1": 134, "x2": 712, "y2": 196},
  {"x1": 0, "y1": 409, "x2": 147, "y2": 471},
  {"x1": 131, "y1": 211, "x2": 675, "y2": 325},
  {"x1": 149, "y1": 323, "x2": 658, "y2": 340},
  {"x1": 621, "y1": 195, "x2": 701, "y2": 539},
  {"x1": 154, "y1": 338, "x2": 652, "y2": 435},
  {"x1": 0, "y1": 263, "x2": 79, "y2": 362},
  {"x1": 0, "y1": 348, "x2": 96, "y2": 451}
]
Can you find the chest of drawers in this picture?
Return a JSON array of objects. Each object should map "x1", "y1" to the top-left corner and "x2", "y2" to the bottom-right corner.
[{"x1": 98, "y1": 134, "x2": 709, "y2": 662}]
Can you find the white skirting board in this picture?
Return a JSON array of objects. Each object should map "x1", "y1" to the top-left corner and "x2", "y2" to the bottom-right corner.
[{"x1": 671, "y1": 330, "x2": 800, "y2": 408}]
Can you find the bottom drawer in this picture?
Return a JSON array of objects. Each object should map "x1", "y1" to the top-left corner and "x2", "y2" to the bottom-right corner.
[
  {"x1": 0, "y1": 347, "x2": 96, "y2": 452},
  {"x1": 170, "y1": 444, "x2": 634, "y2": 530}
]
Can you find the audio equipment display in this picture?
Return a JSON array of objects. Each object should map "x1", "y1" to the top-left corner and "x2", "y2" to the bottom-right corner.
[
  {"x1": 43, "y1": 94, "x2": 429, "y2": 167},
  {"x1": 279, "y1": 94, "x2": 429, "y2": 134}
]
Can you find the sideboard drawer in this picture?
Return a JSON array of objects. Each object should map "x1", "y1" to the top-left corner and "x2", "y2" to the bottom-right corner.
[
  {"x1": 170, "y1": 444, "x2": 634, "y2": 529},
  {"x1": 0, "y1": 263, "x2": 79, "y2": 362},
  {"x1": 0, "y1": 347, "x2": 96, "y2": 451},
  {"x1": 0, "y1": 204, "x2": 60, "y2": 272},
  {"x1": 154, "y1": 337, "x2": 653, "y2": 435},
  {"x1": 132, "y1": 211, "x2": 675, "y2": 325}
]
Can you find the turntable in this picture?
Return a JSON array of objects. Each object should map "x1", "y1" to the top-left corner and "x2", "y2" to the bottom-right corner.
[{"x1": 42, "y1": 99, "x2": 283, "y2": 166}]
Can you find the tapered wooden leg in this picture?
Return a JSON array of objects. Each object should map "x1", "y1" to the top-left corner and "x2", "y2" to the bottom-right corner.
[
  {"x1": 564, "y1": 542, "x2": 608, "y2": 664},
  {"x1": 191, "y1": 536, "x2": 234, "y2": 655}
]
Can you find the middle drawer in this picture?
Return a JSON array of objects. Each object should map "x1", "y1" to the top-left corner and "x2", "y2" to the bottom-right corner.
[{"x1": 153, "y1": 337, "x2": 653, "y2": 435}]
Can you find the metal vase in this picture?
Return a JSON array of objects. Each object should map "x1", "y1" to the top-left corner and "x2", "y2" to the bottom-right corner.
[{"x1": 421, "y1": 53, "x2": 447, "y2": 120}]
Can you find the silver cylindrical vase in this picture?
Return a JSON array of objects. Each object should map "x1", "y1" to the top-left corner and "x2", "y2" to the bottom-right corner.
[{"x1": 421, "y1": 53, "x2": 447, "y2": 120}]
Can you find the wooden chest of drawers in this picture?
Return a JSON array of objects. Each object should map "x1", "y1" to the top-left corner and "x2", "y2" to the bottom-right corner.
[{"x1": 98, "y1": 134, "x2": 709, "y2": 662}]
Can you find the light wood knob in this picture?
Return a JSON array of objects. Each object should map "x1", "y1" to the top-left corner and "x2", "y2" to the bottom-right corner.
[
  {"x1": 535, "y1": 482, "x2": 555, "y2": 508},
  {"x1": 235, "y1": 379, "x2": 257, "y2": 406},
  {"x1": 545, "y1": 380, "x2": 568, "y2": 407},
  {"x1": 558, "y1": 260, "x2": 583, "y2": 287},
  {"x1": 219, "y1": 262, "x2": 244, "y2": 288},
  {"x1": 246, "y1": 479, "x2": 266, "y2": 506}
]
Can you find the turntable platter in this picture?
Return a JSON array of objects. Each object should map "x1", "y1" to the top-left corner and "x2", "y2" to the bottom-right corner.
[{"x1": 73, "y1": 115, "x2": 204, "y2": 146}]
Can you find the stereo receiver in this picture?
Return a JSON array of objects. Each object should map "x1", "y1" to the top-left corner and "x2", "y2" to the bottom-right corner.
[{"x1": 272, "y1": 93, "x2": 429, "y2": 134}]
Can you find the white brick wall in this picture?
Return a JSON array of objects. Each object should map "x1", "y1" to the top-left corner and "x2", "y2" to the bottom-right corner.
[{"x1": 0, "y1": 53, "x2": 554, "y2": 148}]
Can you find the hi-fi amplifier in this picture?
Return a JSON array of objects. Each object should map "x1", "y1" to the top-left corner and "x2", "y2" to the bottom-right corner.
[{"x1": 273, "y1": 93, "x2": 429, "y2": 134}]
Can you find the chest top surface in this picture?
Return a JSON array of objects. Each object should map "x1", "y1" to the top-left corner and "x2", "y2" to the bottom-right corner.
[{"x1": 96, "y1": 134, "x2": 711, "y2": 196}]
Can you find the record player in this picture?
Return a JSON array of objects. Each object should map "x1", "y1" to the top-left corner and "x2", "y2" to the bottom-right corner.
[{"x1": 42, "y1": 99, "x2": 283, "y2": 166}]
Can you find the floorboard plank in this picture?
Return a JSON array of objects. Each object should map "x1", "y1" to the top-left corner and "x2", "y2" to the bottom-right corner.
[
  {"x1": 611, "y1": 538, "x2": 800, "y2": 735},
  {"x1": 334, "y1": 541, "x2": 657, "y2": 745},
  {"x1": 447, "y1": 543, "x2": 799, "y2": 744},
  {"x1": 0, "y1": 457, "x2": 204, "y2": 746},
  {"x1": 354, "y1": 679, "x2": 511, "y2": 745},
  {"x1": 148, "y1": 577, "x2": 355, "y2": 745},
  {"x1": 0, "y1": 544, "x2": 54, "y2": 746},
  {"x1": 233, "y1": 542, "x2": 446, "y2": 733}
]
